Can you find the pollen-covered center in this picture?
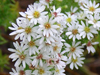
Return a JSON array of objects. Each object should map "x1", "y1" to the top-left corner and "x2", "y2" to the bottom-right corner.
[
  {"x1": 19, "y1": 70, "x2": 25, "y2": 75},
  {"x1": 28, "y1": 41, "x2": 35, "y2": 47},
  {"x1": 19, "y1": 54, "x2": 26, "y2": 60},
  {"x1": 55, "y1": 69, "x2": 59, "y2": 73},
  {"x1": 36, "y1": 54, "x2": 43, "y2": 59},
  {"x1": 18, "y1": 27, "x2": 23, "y2": 30},
  {"x1": 72, "y1": 58, "x2": 77, "y2": 63},
  {"x1": 93, "y1": 19, "x2": 97, "y2": 23},
  {"x1": 53, "y1": 46, "x2": 58, "y2": 51},
  {"x1": 66, "y1": 17, "x2": 72, "y2": 23},
  {"x1": 84, "y1": 27, "x2": 90, "y2": 33},
  {"x1": 25, "y1": 27, "x2": 32, "y2": 34},
  {"x1": 87, "y1": 41, "x2": 92, "y2": 46},
  {"x1": 38, "y1": 68, "x2": 45, "y2": 74},
  {"x1": 44, "y1": 23, "x2": 51, "y2": 29},
  {"x1": 89, "y1": 6, "x2": 95, "y2": 12},
  {"x1": 70, "y1": 47, "x2": 76, "y2": 52},
  {"x1": 72, "y1": 29, "x2": 78, "y2": 35},
  {"x1": 33, "y1": 11, "x2": 40, "y2": 18}
]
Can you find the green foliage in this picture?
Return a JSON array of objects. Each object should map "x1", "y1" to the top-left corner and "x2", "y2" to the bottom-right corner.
[
  {"x1": 0, "y1": 50, "x2": 9, "y2": 72},
  {"x1": 0, "y1": 0, "x2": 19, "y2": 30}
]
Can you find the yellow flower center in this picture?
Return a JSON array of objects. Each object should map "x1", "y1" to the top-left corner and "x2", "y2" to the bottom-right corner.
[
  {"x1": 89, "y1": 6, "x2": 95, "y2": 12},
  {"x1": 38, "y1": 69, "x2": 45, "y2": 74},
  {"x1": 84, "y1": 27, "x2": 90, "y2": 33},
  {"x1": 72, "y1": 29, "x2": 78, "y2": 35},
  {"x1": 72, "y1": 58, "x2": 77, "y2": 63},
  {"x1": 18, "y1": 27, "x2": 23, "y2": 30},
  {"x1": 66, "y1": 17, "x2": 72, "y2": 23},
  {"x1": 44, "y1": 23, "x2": 51, "y2": 29},
  {"x1": 53, "y1": 46, "x2": 58, "y2": 51},
  {"x1": 19, "y1": 54, "x2": 26, "y2": 60},
  {"x1": 28, "y1": 41, "x2": 35, "y2": 47},
  {"x1": 93, "y1": 19, "x2": 97, "y2": 23},
  {"x1": 25, "y1": 27, "x2": 32, "y2": 34},
  {"x1": 33, "y1": 11, "x2": 40, "y2": 18},
  {"x1": 55, "y1": 69, "x2": 59, "y2": 73},
  {"x1": 70, "y1": 47, "x2": 76, "y2": 52}
]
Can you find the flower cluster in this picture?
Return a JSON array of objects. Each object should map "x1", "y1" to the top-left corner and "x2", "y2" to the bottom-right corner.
[{"x1": 9, "y1": 0, "x2": 100, "y2": 75}]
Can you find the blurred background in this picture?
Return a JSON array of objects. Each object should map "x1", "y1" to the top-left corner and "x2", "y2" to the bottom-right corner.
[{"x1": 0, "y1": 0, "x2": 100, "y2": 75}]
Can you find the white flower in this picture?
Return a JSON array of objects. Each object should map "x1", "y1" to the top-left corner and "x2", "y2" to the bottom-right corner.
[
  {"x1": 64, "y1": 12, "x2": 77, "y2": 24},
  {"x1": 77, "y1": 11, "x2": 86, "y2": 20},
  {"x1": 80, "y1": 0, "x2": 100, "y2": 14},
  {"x1": 87, "y1": 13, "x2": 100, "y2": 29},
  {"x1": 66, "y1": 57, "x2": 85, "y2": 70},
  {"x1": 9, "y1": 18, "x2": 37, "y2": 41},
  {"x1": 79, "y1": 21, "x2": 98, "y2": 40},
  {"x1": 21, "y1": 39, "x2": 39, "y2": 55},
  {"x1": 25, "y1": 3, "x2": 48, "y2": 24},
  {"x1": 66, "y1": 22, "x2": 81, "y2": 41},
  {"x1": 39, "y1": 0, "x2": 53, "y2": 8},
  {"x1": 32, "y1": 64, "x2": 52, "y2": 75},
  {"x1": 8, "y1": 42, "x2": 32, "y2": 68},
  {"x1": 50, "y1": 6, "x2": 64, "y2": 22},
  {"x1": 64, "y1": 41, "x2": 84, "y2": 59},
  {"x1": 54, "y1": 67, "x2": 65, "y2": 75},
  {"x1": 10, "y1": 66, "x2": 32, "y2": 75},
  {"x1": 38, "y1": 16, "x2": 59, "y2": 37},
  {"x1": 31, "y1": 51, "x2": 50, "y2": 67},
  {"x1": 83, "y1": 41, "x2": 99, "y2": 53}
]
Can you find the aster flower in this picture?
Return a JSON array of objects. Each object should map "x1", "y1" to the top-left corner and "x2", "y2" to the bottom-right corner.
[
  {"x1": 31, "y1": 51, "x2": 50, "y2": 67},
  {"x1": 79, "y1": 21, "x2": 98, "y2": 40},
  {"x1": 9, "y1": 18, "x2": 37, "y2": 41},
  {"x1": 64, "y1": 41, "x2": 84, "y2": 59},
  {"x1": 50, "y1": 6, "x2": 64, "y2": 22},
  {"x1": 87, "y1": 13, "x2": 100, "y2": 29},
  {"x1": 38, "y1": 15, "x2": 59, "y2": 37},
  {"x1": 54, "y1": 67, "x2": 65, "y2": 75},
  {"x1": 66, "y1": 22, "x2": 81, "y2": 41},
  {"x1": 25, "y1": 3, "x2": 48, "y2": 24},
  {"x1": 83, "y1": 40, "x2": 99, "y2": 53},
  {"x1": 32, "y1": 64, "x2": 52, "y2": 75},
  {"x1": 39, "y1": 0, "x2": 53, "y2": 8},
  {"x1": 10, "y1": 66, "x2": 32, "y2": 75},
  {"x1": 80, "y1": 0, "x2": 100, "y2": 14},
  {"x1": 21, "y1": 39, "x2": 39, "y2": 55},
  {"x1": 8, "y1": 42, "x2": 32, "y2": 68},
  {"x1": 64, "y1": 12, "x2": 77, "y2": 24},
  {"x1": 66, "y1": 56, "x2": 85, "y2": 70},
  {"x1": 77, "y1": 11, "x2": 86, "y2": 20}
]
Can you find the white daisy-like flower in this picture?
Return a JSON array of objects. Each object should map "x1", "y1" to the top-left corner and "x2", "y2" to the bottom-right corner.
[
  {"x1": 54, "y1": 58, "x2": 66, "y2": 69},
  {"x1": 25, "y1": 3, "x2": 48, "y2": 24},
  {"x1": 10, "y1": 66, "x2": 32, "y2": 75},
  {"x1": 79, "y1": 21, "x2": 98, "y2": 40},
  {"x1": 87, "y1": 13, "x2": 100, "y2": 29},
  {"x1": 31, "y1": 51, "x2": 50, "y2": 67},
  {"x1": 80, "y1": 0, "x2": 100, "y2": 14},
  {"x1": 8, "y1": 42, "x2": 32, "y2": 68},
  {"x1": 66, "y1": 22, "x2": 81, "y2": 41},
  {"x1": 66, "y1": 57, "x2": 85, "y2": 70},
  {"x1": 9, "y1": 18, "x2": 37, "y2": 41},
  {"x1": 54, "y1": 67, "x2": 65, "y2": 75},
  {"x1": 50, "y1": 6, "x2": 64, "y2": 22},
  {"x1": 21, "y1": 39, "x2": 39, "y2": 56},
  {"x1": 70, "y1": 6, "x2": 78, "y2": 15},
  {"x1": 38, "y1": 15, "x2": 59, "y2": 37},
  {"x1": 64, "y1": 12, "x2": 77, "y2": 24},
  {"x1": 39, "y1": 0, "x2": 53, "y2": 8},
  {"x1": 77, "y1": 11, "x2": 86, "y2": 20},
  {"x1": 32, "y1": 64, "x2": 52, "y2": 75},
  {"x1": 64, "y1": 41, "x2": 84, "y2": 59},
  {"x1": 83, "y1": 40, "x2": 99, "y2": 53}
]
